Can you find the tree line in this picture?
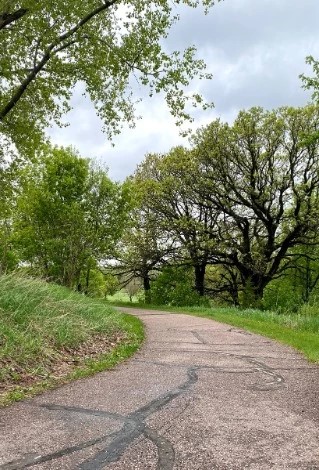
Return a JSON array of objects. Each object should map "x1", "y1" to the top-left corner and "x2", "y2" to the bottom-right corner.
[
  {"x1": 2, "y1": 3, "x2": 319, "y2": 309},
  {"x1": 1, "y1": 105, "x2": 319, "y2": 309},
  {"x1": 0, "y1": 145, "x2": 130, "y2": 295}
]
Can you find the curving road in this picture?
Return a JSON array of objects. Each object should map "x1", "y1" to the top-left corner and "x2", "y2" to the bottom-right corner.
[{"x1": 0, "y1": 308, "x2": 319, "y2": 469}]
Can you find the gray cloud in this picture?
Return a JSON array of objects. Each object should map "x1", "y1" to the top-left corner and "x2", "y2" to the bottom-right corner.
[{"x1": 170, "y1": 0, "x2": 319, "y2": 55}]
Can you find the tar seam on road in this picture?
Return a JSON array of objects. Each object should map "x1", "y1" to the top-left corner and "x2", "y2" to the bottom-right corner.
[
  {"x1": 0, "y1": 367, "x2": 198, "y2": 470},
  {"x1": 78, "y1": 367, "x2": 199, "y2": 469}
]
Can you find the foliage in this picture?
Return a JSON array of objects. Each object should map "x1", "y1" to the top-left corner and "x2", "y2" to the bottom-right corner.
[
  {"x1": 150, "y1": 266, "x2": 210, "y2": 306},
  {"x1": 14, "y1": 145, "x2": 129, "y2": 288},
  {"x1": 104, "y1": 273, "x2": 120, "y2": 297},
  {"x1": 124, "y1": 278, "x2": 141, "y2": 302},
  {"x1": 79, "y1": 266, "x2": 106, "y2": 297},
  {"x1": 129, "y1": 105, "x2": 319, "y2": 306},
  {"x1": 191, "y1": 105, "x2": 319, "y2": 302},
  {"x1": 134, "y1": 146, "x2": 218, "y2": 296},
  {"x1": 0, "y1": 160, "x2": 22, "y2": 273},
  {"x1": 264, "y1": 280, "x2": 304, "y2": 314},
  {"x1": 205, "y1": 265, "x2": 240, "y2": 306},
  {"x1": 253, "y1": 244, "x2": 319, "y2": 312},
  {"x1": 111, "y1": 204, "x2": 175, "y2": 300},
  {"x1": 0, "y1": 0, "x2": 220, "y2": 157}
]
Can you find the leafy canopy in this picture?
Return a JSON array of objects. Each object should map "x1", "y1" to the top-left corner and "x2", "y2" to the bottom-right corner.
[
  {"x1": 15, "y1": 145, "x2": 129, "y2": 286},
  {"x1": 131, "y1": 104, "x2": 319, "y2": 304}
]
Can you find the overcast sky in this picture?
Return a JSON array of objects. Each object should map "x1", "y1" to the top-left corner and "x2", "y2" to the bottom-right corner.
[{"x1": 48, "y1": 0, "x2": 319, "y2": 181}]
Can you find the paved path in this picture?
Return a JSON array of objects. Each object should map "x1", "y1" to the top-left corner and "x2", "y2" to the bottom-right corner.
[{"x1": 0, "y1": 308, "x2": 319, "y2": 469}]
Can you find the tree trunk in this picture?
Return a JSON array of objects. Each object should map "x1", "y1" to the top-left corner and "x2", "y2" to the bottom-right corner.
[
  {"x1": 241, "y1": 273, "x2": 267, "y2": 308},
  {"x1": 228, "y1": 268, "x2": 240, "y2": 306},
  {"x1": 229, "y1": 283, "x2": 240, "y2": 306},
  {"x1": 194, "y1": 264, "x2": 206, "y2": 296},
  {"x1": 85, "y1": 264, "x2": 90, "y2": 295},
  {"x1": 143, "y1": 276, "x2": 151, "y2": 303},
  {"x1": 304, "y1": 256, "x2": 311, "y2": 303}
]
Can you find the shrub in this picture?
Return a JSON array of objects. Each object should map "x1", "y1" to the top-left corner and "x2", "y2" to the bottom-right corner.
[{"x1": 150, "y1": 266, "x2": 209, "y2": 307}]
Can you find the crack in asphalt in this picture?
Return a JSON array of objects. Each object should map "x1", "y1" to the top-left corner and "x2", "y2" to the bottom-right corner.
[
  {"x1": 133, "y1": 358, "x2": 256, "y2": 374},
  {"x1": 38, "y1": 403, "x2": 127, "y2": 421},
  {"x1": 138, "y1": 350, "x2": 285, "y2": 392},
  {"x1": 244, "y1": 357, "x2": 285, "y2": 390},
  {"x1": 141, "y1": 427, "x2": 175, "y2": 470},
  {"x1": 0, "y1": 430, "x2": 121, "y2": 470},
  {"x1": 73, "y1": 366, "x2": 198, "y2": 470},
  {"x1": 191, "y1": 330, "x2": 208, "y2": 344},
  {"x1": 0, "y1": 367, "x2": 198, "y2": 470},
  {"x1": 227, "y1": 327, "x2": 253, "y2": 336}
]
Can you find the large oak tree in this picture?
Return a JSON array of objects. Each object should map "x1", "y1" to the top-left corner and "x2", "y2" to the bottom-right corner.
[
  {"x1": 134, "y1": 147, "x2": 219, "y2": 296},
  {"x1": 193, "y1": 105, "x2": 319, "y2": 303}
]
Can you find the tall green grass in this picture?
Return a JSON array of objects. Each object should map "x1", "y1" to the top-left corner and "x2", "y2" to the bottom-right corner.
[
  {"x1": 0, "y1": 275, "x2": 143, "y2": 390},
  {"x1": 181, "y1": 305, "x2": 319, "y2": 333}
]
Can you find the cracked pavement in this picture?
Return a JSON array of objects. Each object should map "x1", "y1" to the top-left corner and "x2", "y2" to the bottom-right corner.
[{"x1": 0, "y1": 308, "x2": 319, "y2": 469}]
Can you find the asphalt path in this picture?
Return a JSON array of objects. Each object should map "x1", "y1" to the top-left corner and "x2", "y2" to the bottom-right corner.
[{"x1": 0, "y1": 308, "x2": 318, "y2": 469}]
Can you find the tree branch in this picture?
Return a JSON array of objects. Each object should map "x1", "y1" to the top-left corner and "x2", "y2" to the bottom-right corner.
[
  {"x1": 0, "y1": 0, "x2": 118, "y2": 121},
  {"x1": 0, "y1": 8, "x2": 28, "y2": 30}
]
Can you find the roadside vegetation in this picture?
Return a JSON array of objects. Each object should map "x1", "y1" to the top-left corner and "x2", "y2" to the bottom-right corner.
[
  {"x1": 1, "y1": 104, "x2": 319, "y2": 403},
  {"x1": 0, "y1": 275, "x2": 144, "y2": 406},
  {"x1": 2, "y1": 2, "x2": 319, "y2": 413}
]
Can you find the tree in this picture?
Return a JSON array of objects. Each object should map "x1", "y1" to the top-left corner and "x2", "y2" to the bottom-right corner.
[
  {"x1": 0, "y1": 0, "x2": 220, "y2": 157},
  {"x1": 192, "y1": 105, "x2": 319, "y2": 304},
  {"x1": 205, "y1": 264, "x2": 240, "y2": 306},
  {"x1": 134, "y1": 147, "x2": 219, "y2": 296},
  {"x1": 124, "y1": 278, "x2": 141, "y2": 302},
  {"x1": 111, "y1": 207, "x2": 175, "y2": 302},
  {"x1": 104, "y1": 273, "x2": 120, "y2": 297},
  {"x1": 301, "y1": 56, "x2": 319, "y2": 122},
  {"x1": 84, "y1": 163, "x2": 131, "y2": 264},
  {"x1": 0, "y1": 158, "x2": 24, "y2": 273},
  {"x1": 15, "y1": 145, "x2": 128, "y2": 288},
  {"x1": 150, "y1": 265, "x2": 208, "y2": 306},
  {"x1": 281, "y1": 243, "x2": 319, "y2": 304}
]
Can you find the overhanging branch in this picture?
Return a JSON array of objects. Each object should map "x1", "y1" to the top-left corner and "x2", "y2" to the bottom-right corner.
[
  {"x1": 0, "y1": 0, "x2": 118, "y2": 121},
  {"x1": 0, "y1": 8, "x2": 28, "y2": 30}
]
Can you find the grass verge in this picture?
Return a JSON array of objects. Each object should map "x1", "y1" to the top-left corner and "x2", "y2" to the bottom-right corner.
[
  {"x1": 110, "y1": 301, "x2": 319, "y2": 363},
  {"x1": 0, "y1": 275, "x2": 144, "y2": 407}
]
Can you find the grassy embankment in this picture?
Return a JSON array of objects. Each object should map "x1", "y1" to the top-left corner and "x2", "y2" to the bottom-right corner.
[
  {"x1": 109, "y1": 294, "x2": 319, "y2": 363},
  {"x1": 0, "y1": 276, "x2": 144, "y2": 406}
]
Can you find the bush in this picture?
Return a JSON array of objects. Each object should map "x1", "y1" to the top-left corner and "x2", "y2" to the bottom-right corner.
[
  {"x1": 150, "y1": 266, "x2": 209, "y2": 307},
  {"x1": 263, "y1": 276, "x2": 303, "y2": 313}
]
